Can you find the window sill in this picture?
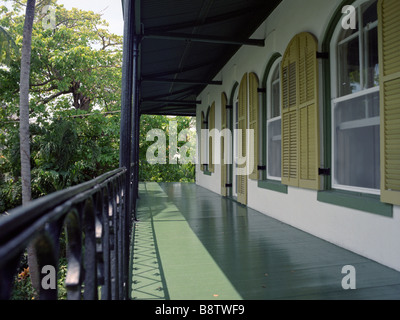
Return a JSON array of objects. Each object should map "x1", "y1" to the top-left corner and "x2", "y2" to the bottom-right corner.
[
  {"x1": 258, "y1": 180, "x2": 288, "y2": 194},
  {"x1": 317, "y1": 189, "x2": 393, "y2": 218},
  {"x1": 203, "y1": 170, "x2": 212, "y2": 176}
]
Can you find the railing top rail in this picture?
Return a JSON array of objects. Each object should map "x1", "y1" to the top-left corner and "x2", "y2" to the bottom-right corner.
[
  {"x1": 0, "y1": 166, "x2": 131, "y2": 300},
  {"x1": 0, "y1": 167, "x2": 126, "y2": 250}
]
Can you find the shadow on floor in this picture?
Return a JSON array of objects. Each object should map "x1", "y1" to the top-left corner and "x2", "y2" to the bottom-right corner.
[{"x1": 132, "y1": 182, "x2": 400, "y2": 300}]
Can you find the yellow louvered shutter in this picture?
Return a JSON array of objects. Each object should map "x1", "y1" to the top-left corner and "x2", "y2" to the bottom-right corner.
[
  {"x1": 281, "y1": 35, "x2": 299, "y2": 186},
  {"x1": 209, "y1": 102, "x2": 215, "y2": 173},
  {"x1": 298, "y1": 33, "x2": 320, "y2": 189},
  {"x1": 281, "y1": 32, "x2": 320, "y2": 190},
  {"x1": 221, "y1": 93, "x2": 228, "y2": 196},
  {"x1": 379, "y1": 0, "x2": 400, "y2": 205},
  {"x1": 249, "y1": 73, "x2": 260, "y2": 180},
  {"x1": 237, "y1": 74, "x2": 248, "y2": 205},
  {"x1": 200, "y1": 111, "x2": 205, "y2": 172}
]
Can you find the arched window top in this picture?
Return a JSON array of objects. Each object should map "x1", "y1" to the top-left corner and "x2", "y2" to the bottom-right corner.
[
  {"x1": 265, "y1": 56, "x2": 283, "y2": 181},
  {"x1": 266, "y1": 57, "x2": 282, "y2": 120},
  {"x1": 330, "y1": 0, "x2": 379, "y2": 98},
  {"x1": 281, "y1": 32, "x2": 318, "y2": 110}
]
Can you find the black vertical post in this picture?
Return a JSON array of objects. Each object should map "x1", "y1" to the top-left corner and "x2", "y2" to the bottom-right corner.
[
  {"x1": 119, "y1": 0, "x2": 135, "y2": 300},
  {"x1": 131, "y1": 37, "x2": 140, "y2": 222}
]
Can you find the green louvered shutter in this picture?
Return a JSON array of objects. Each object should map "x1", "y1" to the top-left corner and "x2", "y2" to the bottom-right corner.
[
  {"x1": 237, "y1": 74, "x2": 248, "y2": 205},
  {"x1": 379, "y1": 0, "x2": 400, "y2": 205}
]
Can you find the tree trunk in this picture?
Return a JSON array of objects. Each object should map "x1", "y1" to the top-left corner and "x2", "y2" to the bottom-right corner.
[
  {"x1": 72, "y1": 81, "x2": 91, "y2": 110},
  {"x1": 19, "y1": 0, "x2": 39, "y2": 294}
]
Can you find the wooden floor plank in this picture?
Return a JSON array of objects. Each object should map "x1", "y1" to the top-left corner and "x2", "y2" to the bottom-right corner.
[{"x1": 132, "y1": 182, "x2": 400, "y2": 300}]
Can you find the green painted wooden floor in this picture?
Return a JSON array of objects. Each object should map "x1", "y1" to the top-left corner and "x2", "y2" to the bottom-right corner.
[{"x1": 130, "y1": 182, "x2": 400, "y2": 300}]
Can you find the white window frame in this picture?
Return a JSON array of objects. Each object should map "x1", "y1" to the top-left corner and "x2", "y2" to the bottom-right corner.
[
  {"x1": 330, "y1": 0, "x2": 380, "y2": 195},
  {"x1": 266, "y1": 58, "x2": 282, "y2": 181},
  {"x1": 233, "y1": 93, "x2": 239, "y2": 198},
  {"x1": 201, "y1": 108, "x2": 210, "y2": 172}
]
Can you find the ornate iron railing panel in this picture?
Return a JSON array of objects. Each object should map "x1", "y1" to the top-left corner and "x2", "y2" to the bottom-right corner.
[{"x1": 0, "y1": 168, "x2": 133, "y2": 300}]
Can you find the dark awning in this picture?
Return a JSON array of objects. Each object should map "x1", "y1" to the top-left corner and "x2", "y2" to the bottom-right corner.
[{"x1": 122, "y1": 0, "x2": 282, "y2": 116}]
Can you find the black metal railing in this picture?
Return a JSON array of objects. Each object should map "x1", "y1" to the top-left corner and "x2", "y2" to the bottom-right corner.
[{"x1": 0, "y1": 167, "x2": 133, "y2": 300}]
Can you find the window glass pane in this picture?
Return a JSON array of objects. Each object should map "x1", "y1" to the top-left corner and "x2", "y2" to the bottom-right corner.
[
  {"x1": 362, "y1": 0, "x2": 378, "y2": 27},
  {"x1": 271, "y1": 80, "x2": 280, "y2": 119},
  {"x1": 338, "y1": 35, "x2": 361, "y2": 96},
  {"x1": 271, "y1": 66, "x2": 281, "y2": 118},
  {"x1": 234, "y1": 101, "x2": 239, "y2": 195},
  {"x1": 341, "y1": 20, "x2": 359, "y2": 38},
  {"x1": 333, "y1": 90, "x2": 380, "y2": 190},
  {"x1": 267, "y1": 118, "x2": 282, "y2": 179},
  {"x1": 364, "y1": 26, "x2": 379, "y2": 89}
]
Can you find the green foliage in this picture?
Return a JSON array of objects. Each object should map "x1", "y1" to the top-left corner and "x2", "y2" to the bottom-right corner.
[
  {"x1": 10, "y1": 239, "x2": 68, "y2": 300},
  {"x1": 0, "y1": 0, "x2": 123, "y2": 212},
  {"x1": 1, "y1": 112, "x2": 121, "y2": 211},
  {"x1": 0, "y1": 2, "x2": 196, "y2": 207},
  {"x1": 139, "y1": 115, "x2": 196, "y2": 183},
  {"x1": 0, "y1": 25, "x2": 17, "y2": 65},
  {"x1": 0, "y1": 178, "x2": 22, "y2": 213},
  {"x1": 10, "y1": 251, "x2": 38, "y2": 300},
  {"x1": 0, "y1": 0, "x2": 198, "y2": 301},
  {"x1": 11, "y1": 273, "x2": 38, "y2": 300},
  {"x1": 0, "y1": 0, "x2": 122, "y2": 112}
]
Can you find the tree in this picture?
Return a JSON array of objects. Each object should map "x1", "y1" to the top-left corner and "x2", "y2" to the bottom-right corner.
[
  {"x1": 139, "y1": 115, "x2": 196, "y2": 183},
  {"x1": 18, "y1": 0, "x2": 37, "y2": 293},
  {"x1": 0, "y1": 1, "x2": 123, "y2": 214},
  {"x1": 19, "y1": 0, "x2": 35, "y2": 205},
  {"x1": 0, "y1": 0, "x2": 122, "y2": 116},
  {"x1": 0, "y1": 25, "x2": 17, "y2": 65},
  {"x1": 1, "y1": 0, "x2": 123, "y2": 295}
]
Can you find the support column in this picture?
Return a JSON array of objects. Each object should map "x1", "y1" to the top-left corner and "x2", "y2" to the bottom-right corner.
[
  {"x1": 119, "y1": 0, "x2": 135, "y2": 300},
  {"x1": 131, "y1": 36, "x2": 140, "y2": 221}
]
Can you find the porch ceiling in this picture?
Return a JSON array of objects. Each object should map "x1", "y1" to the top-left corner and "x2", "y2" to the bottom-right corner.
[{"x1": 123, "y1": 0, "x2": 282, "y2": 116}]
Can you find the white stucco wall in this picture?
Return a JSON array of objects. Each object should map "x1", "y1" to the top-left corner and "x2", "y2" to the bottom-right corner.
[{"x1": 196, "y1": 0, "x2": 400, "y2": 272}]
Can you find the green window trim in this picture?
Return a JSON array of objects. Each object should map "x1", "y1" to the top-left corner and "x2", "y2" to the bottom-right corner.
[
  {"x1": 258, "y1": 180, "x2": 288, "y2": 194},
  {"x1": 203, "y1": 169, "x2": 212, "y2": 176},
  {"x1": 320, "y1": 0, "x2": 357, "y2": 191},
  {"x1": 260, "y1": 53, "x2": 282, "y2": 187},
  {"x1": 257, "y1": 53, "x2": 288, "y2": 195},
  {"x1": 317, "y1": 190, "x2": 393, "y2": 218}
]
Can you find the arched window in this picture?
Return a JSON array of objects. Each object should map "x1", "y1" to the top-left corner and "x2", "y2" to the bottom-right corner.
[
  {"x1": 331, "y1": 0, "x2": 380, "y2": 194},
  {"x1": 266, "y1": 58, "x2": 282, "y2": 181},
  {"x1": 200, "y1": 104, "x2": 215, "y2": 174},
  {"x1": 208, "y1": 102, "x2": 215, "y2": 173},
  {"x1": 200, "y1": 111, "x2": 207, "y2": 172}
]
